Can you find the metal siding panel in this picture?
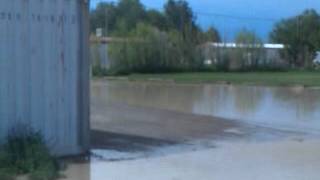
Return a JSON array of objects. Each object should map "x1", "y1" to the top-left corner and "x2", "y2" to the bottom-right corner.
[
  {"x1": 50, "y1": 0, "x2": 61, "y2": 149},
  {"x1": 33, "y1": 0, "x2": 45, "y2": 132},
  {"x1": 0, "y1": 0, "x2": 89, "y2": 156},
  {"x1": 7, "y1": 0, "x2": 16, "y2": 128},
  {"x1": 0, "y1": 1, "x2": 7, "y2": 140},
  {"x1": 57, "y1": 0, "x2": 68, "y2": 149},
  {"x1": 44, "y1": 0, "x2": 58, "y2": 147},
  {"x1": 77, "y1": 0, "x2": 90, "y2": 151},
  {"x1": 69, "y1": 0, "x2": 80, "y2": 150},
  {"x1": 15, "y1": 0, "x2": 29, "y2": 124},
  {"x1": 65, "y1": 0, "x2": 74, "y2": 148}
]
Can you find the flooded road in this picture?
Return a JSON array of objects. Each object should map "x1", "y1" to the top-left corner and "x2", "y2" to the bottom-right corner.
[
  {"x1": 92, "y1": 80, "x2": 320, "y2": 133},
  {"x1": 63, "y1": 79, "x2": 320, "y2": 180},
  {"x1": 64, "y1": 140, "x2": 320, "y2": 180}
]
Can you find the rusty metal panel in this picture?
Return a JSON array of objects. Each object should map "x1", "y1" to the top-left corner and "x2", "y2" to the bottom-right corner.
[{"x1": 0, "y1": 0, "x2": 90, "y2": 156}]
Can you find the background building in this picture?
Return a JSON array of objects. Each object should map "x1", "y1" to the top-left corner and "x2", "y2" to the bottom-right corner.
[{"x1": 202, "y1": 43, "x2": 286, "y2": 70}]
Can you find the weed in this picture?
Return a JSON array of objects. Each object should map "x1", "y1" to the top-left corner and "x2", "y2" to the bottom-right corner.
[{"x1": 0, "y1": 126, "x2": 60, "y2": 180}]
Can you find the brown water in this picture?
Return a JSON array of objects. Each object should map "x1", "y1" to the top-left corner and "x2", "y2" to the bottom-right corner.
[
  {"x1": 61, "y1": 80, "x2": 320, "y2": 180},
  {"x1": 92, "y1": 80, "x2": 320, "y2": 133}
]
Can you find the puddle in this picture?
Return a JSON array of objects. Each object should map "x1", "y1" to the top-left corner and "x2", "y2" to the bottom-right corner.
[
  {"x1": 92, "y1": 80, "x2": 320, "y2": 133},
  {"x1": 68, "y1": 80, "x2": 320, "y2": 180}
]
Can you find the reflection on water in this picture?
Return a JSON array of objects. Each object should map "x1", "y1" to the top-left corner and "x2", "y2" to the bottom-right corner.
[{"x1": 92, "y1": 80, "x2": 320, "y2": 132}]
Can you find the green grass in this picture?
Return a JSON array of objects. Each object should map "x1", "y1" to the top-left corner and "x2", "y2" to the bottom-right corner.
[
  {"x1": 0, "y1": 126, "x2": 61, "y2": 180},
  {"x1": 121, "y1": 71, "x2": 320, "y2": 86}
]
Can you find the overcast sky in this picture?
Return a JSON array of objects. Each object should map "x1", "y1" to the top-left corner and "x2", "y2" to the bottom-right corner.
[{"x1": 91, "y1": 0, "x2": 320, "y2": 41}]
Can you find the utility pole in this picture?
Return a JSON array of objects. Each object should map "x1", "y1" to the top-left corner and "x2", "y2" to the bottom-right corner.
[{"x1": 105, "y1": 7, "x2": 108, "y2": 36}]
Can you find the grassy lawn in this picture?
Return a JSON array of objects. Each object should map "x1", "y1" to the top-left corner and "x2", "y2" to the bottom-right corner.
[{"x1": 121, "y1": 71, "x2": 320, "y2": 86}]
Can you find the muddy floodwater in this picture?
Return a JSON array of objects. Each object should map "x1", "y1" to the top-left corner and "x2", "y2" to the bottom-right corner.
[
  {"x1": 92, "y1": 80, "x2": 320, "y2": 133},
  {"x1": 63, "y1": 79, "x2": 320, "y2": 180}
]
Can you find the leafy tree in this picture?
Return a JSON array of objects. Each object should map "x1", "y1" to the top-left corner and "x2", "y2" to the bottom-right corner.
[
  {"x1": 234, "y1": 29, "x2": 263, "y2": 69},
  {"x1": 164, "y1": 0, "x2": 196, "y2": 34},
  {"x1": 146, "y1": 9, "x2": 169, "y2": 31},
  {"x1": 90, "y1": 0, "x2": 147, "y2": 35},
  {"x1": 91, "y1": 0, "x2": 212, "y2": 74},
  {"x1": 270, "y1": 9, "x2": 320, "y2": 68},
  {"x1": 90, "y1": 0, "x2": 203, "y2": 39},
  {"x1": 90, "y1": 2, "x2": 117, "y2": 35},
  {"x1": 108, "y1": 24, "x2": 204, "y2": 74},
  {"x1": 201, "y1": 27, "x2": 221, "y2": 43},
  {"x1": 235, "y1": 28, "x2": 262, "y2": 45},
  {"x1": 116, "y1": 0, "x2": 147, "y2": 32}
]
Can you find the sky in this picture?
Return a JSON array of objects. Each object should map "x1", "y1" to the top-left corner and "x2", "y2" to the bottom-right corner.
[{"x1": 90, "y1": 0, "x2": 320, "y2": 42}]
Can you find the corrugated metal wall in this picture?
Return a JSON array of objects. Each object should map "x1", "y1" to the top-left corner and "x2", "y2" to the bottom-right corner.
[{"x1": 0, "y1": 0, "x2": 90, "y2": 155}]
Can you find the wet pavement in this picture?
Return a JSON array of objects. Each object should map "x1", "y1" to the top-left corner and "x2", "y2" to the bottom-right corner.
[
  {"x1": 62, "y1": 79, "x2": 320, "y2": 180},
  {"x1": 64, "y1": 139, "x2": 320, "y2": 180}
]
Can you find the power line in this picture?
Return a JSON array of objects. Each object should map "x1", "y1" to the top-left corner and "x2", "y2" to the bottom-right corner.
[
  {"x1": 194, "y1": 11, "x2": 279, "y2": 22},
  {"x1": 90, "y1": 0, "x2": 281, "y2": 22}
]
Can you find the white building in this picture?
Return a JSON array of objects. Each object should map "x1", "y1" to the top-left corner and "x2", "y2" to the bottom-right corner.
[
  {"x1": 209, "y1": 43, "x2": 284, "y2": 49},
  {"x1": 202, "y1": 42, "x2": 286, "y2": 70}
]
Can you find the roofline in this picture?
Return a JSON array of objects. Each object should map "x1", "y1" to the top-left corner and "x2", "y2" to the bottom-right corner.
[{"x1": 208, "y1": 42, "x2": 285, "y2": 49}]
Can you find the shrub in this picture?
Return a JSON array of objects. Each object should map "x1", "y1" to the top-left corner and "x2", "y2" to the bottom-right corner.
[
  {"x1": 0, "y1": 126, "x2": 60, "y2": 180},
  {"x1": 92, "y1": 65, "x2": 110, "y2": 77},
  {"x1": 108, "y1": 23, "x2": 204, "y2": 75}
]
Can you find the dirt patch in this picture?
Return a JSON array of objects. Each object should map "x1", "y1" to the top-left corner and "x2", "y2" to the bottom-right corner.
[{"x1": 91, "y1": 130, "x2": 177, "y2": 152}]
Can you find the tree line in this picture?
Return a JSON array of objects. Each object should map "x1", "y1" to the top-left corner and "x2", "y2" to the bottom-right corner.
[
  {"x1": 90, "y1": 0, "x2": 221, "y2": 42},
  {"x1": 90, "y1": 0, "x2": 320, "y2": 75}
]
